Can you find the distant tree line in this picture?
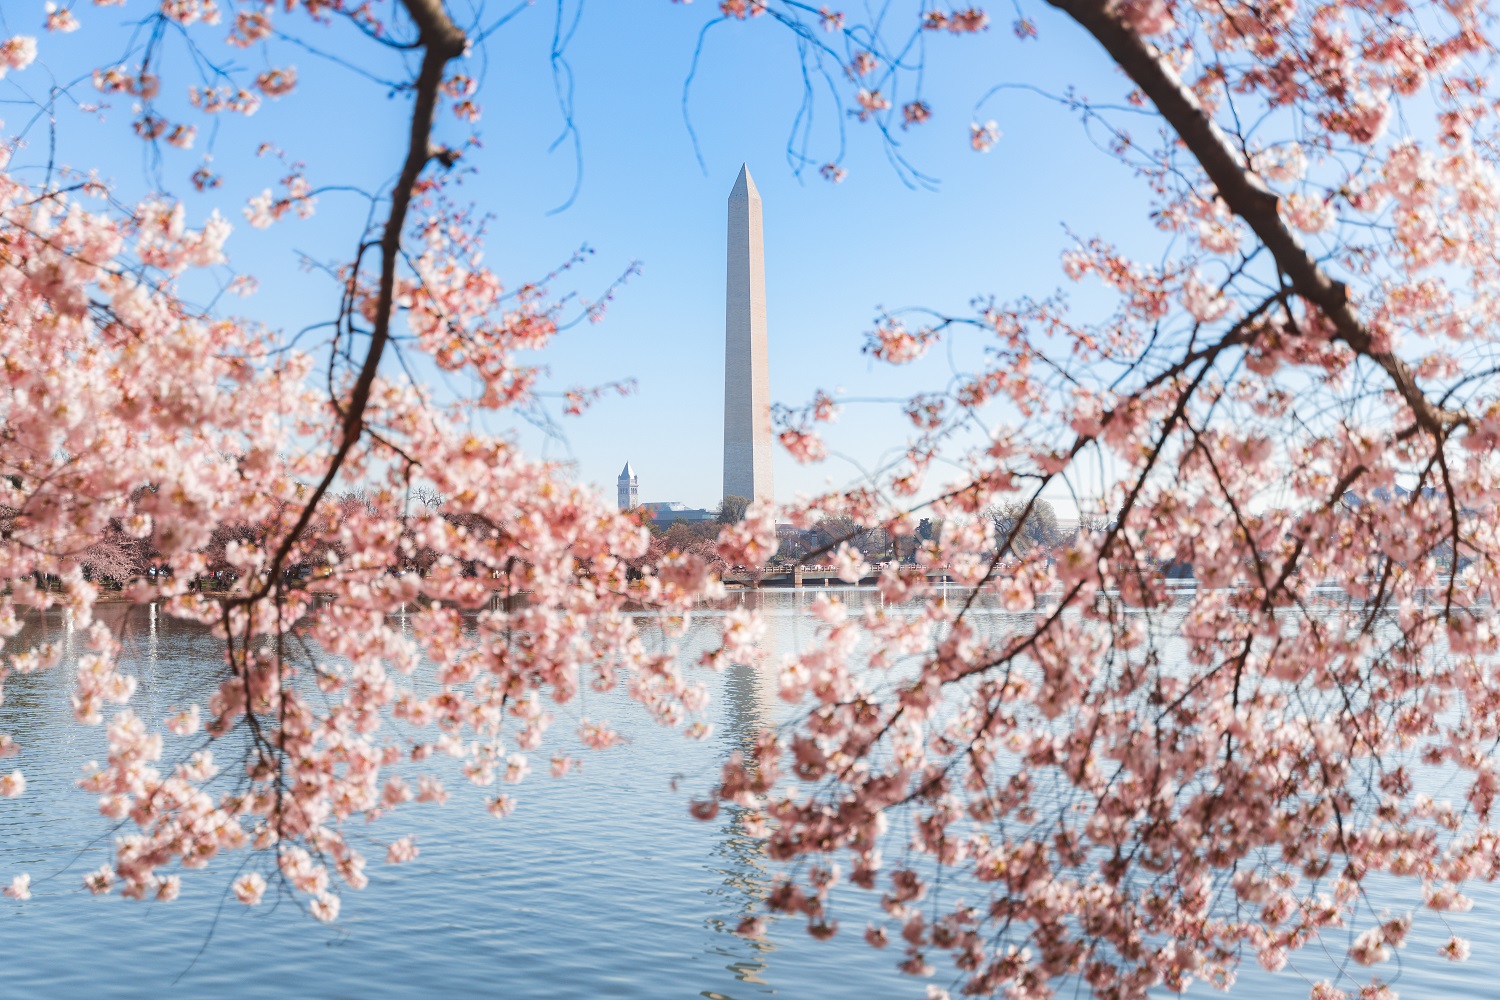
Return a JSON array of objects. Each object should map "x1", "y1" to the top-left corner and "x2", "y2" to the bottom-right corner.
[{"x1": 2, "y1": 484, "x2": 518, "y2": 592}]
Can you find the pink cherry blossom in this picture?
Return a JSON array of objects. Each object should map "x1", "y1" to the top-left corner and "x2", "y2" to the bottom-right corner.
[
  {"x1": 970, "y1": 119, "x2": 1000, "y2": 152},
  {"x1": 84, "y1": 866, "x2": 115, "y2": 896},
  {"x1": 309, "y1": 893, "x2": 340, "y2": 923},
  {"x1": 832, "y1": 542, "x2": 869, "y2": 583},
  {"x1": 1283, "y1": 191, "x2": 1335, "y2": 233},
  {"x1": 779, "y1": 428, "x2": 828, "y2": 463},
  {"x1": 255, "y1": 68, "x2": 297, "y2": 98},
  {"x1": 45, "y1": 6, "x2": 80, "y2": 33},
  {"x1": 385, "y1": 837, "x2": 419, "y2": 864},
  {"x1": 0, "y1": 36, "x2": 37, "y2": 76}
]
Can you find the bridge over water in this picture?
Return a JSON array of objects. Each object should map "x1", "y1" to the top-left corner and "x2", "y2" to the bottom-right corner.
[{"x1": 722, "y1": 565, "x2": 959, "y2": 588}]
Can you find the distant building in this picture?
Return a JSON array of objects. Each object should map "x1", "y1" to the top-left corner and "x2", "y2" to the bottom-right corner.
[
  {"x1": 617, "y1": 462, "x2": 638, "y2": 510},
  {"x1": 641, "y1": 502, "x2": 714, "y2": 526}
]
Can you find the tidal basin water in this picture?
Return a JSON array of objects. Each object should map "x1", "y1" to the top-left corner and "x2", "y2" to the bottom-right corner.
[{"x1": 2, "y1": 590, "x2": 1499, "y2": 998}]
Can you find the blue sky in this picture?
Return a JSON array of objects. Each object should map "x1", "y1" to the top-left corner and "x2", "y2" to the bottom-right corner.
[{"x1": 5, "y1": 2, "x2": 1158, "y2": 513}]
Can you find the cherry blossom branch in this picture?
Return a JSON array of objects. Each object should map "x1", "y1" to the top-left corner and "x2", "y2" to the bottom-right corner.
[
  {"x1": 1046, "y1": 0, "x2": 1464, "y2": 440},
  {"x1": 249, "y1": 0, "x2": 467, "y2": 601}
]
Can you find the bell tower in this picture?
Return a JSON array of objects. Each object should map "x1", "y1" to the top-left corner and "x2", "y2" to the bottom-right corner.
[{"x1": 617, "y1": 462, "x2": 637, "y2": 510}]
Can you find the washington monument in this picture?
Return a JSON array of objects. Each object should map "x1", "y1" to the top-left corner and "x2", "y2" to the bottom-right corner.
[{"x1": 723, "y1": 164, "x2": 774, "y2": 503}]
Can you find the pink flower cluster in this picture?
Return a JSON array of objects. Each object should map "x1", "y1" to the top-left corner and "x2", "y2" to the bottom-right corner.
[{"x1": 0, "y1": 149, "x2": 725, "y2": 918}]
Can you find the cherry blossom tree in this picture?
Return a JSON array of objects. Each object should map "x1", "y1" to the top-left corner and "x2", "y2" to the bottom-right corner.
[
  {"x1": 0, "y1": 0, "x2": 759, "y2": 926},
  {"x1": 683, "y1": 2, "x2": 1500, "y2": 998}
]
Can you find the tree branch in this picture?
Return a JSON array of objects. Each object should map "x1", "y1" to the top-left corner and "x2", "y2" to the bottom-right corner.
[
  {"x1": 245, "y1": 0, "x2": 467, "y2": 601},
  {"x1": 1046, "y1": 0, "x2": 1462, "y2": 439}
]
